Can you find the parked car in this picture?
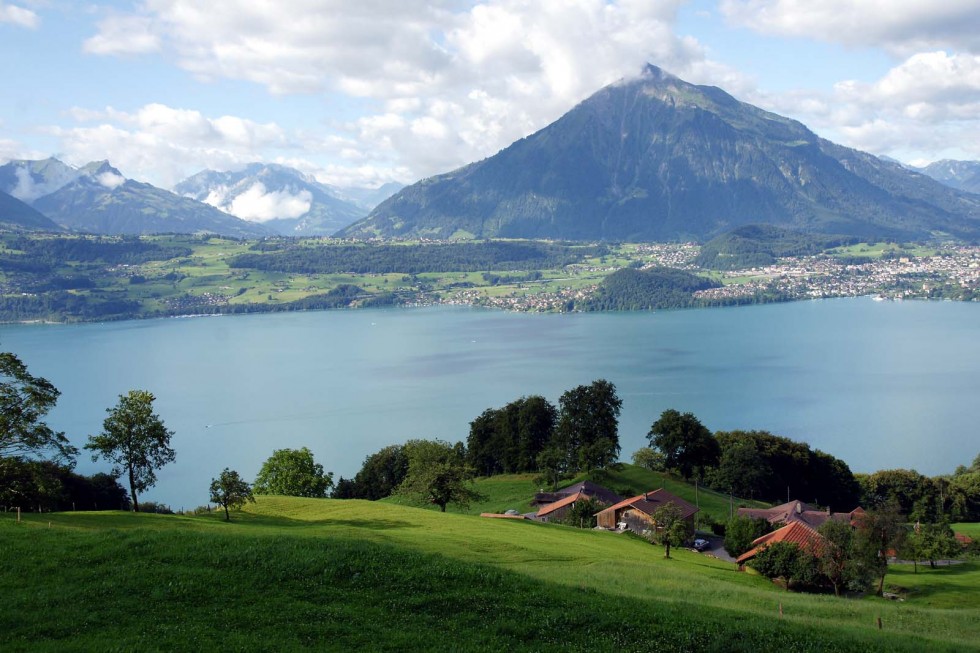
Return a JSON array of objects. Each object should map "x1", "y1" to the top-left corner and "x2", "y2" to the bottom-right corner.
[{"x1": 693, "y1": 538, "x2": 710, "y2": 552}]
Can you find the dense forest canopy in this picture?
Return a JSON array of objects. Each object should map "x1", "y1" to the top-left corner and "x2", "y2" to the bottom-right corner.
[{"x1": 229, "y1": 241, "x2": 606, "y2": 275}]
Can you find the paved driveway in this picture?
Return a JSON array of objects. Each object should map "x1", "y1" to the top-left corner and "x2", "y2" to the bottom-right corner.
[{"x1": 691, "y1": 534, "x2": 735, "y2": 563}]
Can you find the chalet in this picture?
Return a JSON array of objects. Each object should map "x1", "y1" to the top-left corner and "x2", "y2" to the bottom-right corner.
[
  {"x1": 532, "y1": 481, "x2": 623, "y2": 523},
  {"x1": 736, "y1": 520, "x2": 826, "y2": 566},
  {"x1": 737, "y1": 500, "x2": 865, "y2": 529},
  {"x1": 594, "y1": 489, "x2": 698, "y2": 535}
]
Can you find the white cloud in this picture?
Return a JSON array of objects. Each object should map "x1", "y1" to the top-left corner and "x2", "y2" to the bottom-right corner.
[
  {"x1": 225, "y1": 182, "x2": 312, "y2": 222},
  {"x1": 50, "y1": 104, "x2": 292, "y2": 188},
  {"x1": 96, "y1": 170, "x2": 126, "y2": 189},
  {"x1": 719, "y1": 0, "x2": 980, "y2": 55},
  {"x1": 81, "y1": 0, "x2": 730, "y2": 183},
  {"x1": 83, "y1": 15, "x2": 160, "y2": 55},
  {"x1": 754, "y1": 51, "x2": 980, "y2": 162},
  {"x1": 8, "y1": 164, "x2": 79, "y2": 202},
  {"x1": 0, "y1": 2, "x2": 38, "y2": 29}
]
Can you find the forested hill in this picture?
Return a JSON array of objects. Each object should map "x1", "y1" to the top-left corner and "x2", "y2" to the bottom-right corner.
[
  {"x1": 695, "y1": 225, "x2": 859, "y2": 270},
  {"x1": 228, "y1": 240, "x2": 605, "y2": 274},
  {"x1": 581, "y1": 267, "x2": 720, "y2": 311}
]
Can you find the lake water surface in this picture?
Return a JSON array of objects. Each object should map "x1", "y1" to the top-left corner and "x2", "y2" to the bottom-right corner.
[{"x1": 2, "y1": 297, "x2": 977, "y2": 509}]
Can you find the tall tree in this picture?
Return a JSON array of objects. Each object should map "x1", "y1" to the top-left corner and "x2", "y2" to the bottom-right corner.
[
  {"x1": 710, "y1": 439, "x2": 768, "y2": 499},
  {"x1": 350, "y1": 444, "x2": 409, "y2": 500},
  {"x1": 85, "y1": 390, "x2": 175, "y2": 512},
  {"x1": 253, "y1": 447, "x2": 333, "y2": 498},
  {"x1": 817, "y1": 519, "x2": 855, "y2": 597},
  {"x1": 466, "y1": 396, "x2": 557, "y2": 476},
  {"x1": 556, "y1": 379, "x2": 622, "y2": 474},
  {"x1": 0, "y1": 351, "x2": 77, "y2": 464},
  {"x1": 516, "y1": 395, "x2": 557, "y2": 472},
  {"x1": 648, "y1": 409, "x2": 719, "y2": 481},
  {"x1": 398, "y1": 439, "x2": 483, "y2": 512},
  {"x1": 854, "y1": 502, "x2": 906, "y2": 595},
  {"x1": 209, "y1": 468, "x2": 254, "y2": 521}
]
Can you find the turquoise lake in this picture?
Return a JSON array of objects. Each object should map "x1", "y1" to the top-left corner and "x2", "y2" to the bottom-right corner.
[{"x1": 1, "y1": 297, "x2": 977, "y2": 510}]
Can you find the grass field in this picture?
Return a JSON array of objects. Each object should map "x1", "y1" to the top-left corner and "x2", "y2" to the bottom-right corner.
[
  {"x1": 953, "y1": 522, "x2": 980, "y2": 539},
  {"x1": 4, "y1": 498, "x2": 976, "y2": 651}
]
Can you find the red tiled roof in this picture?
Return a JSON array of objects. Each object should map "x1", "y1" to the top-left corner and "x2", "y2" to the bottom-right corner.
[
  {"x1": 736, "y1": 521, "x2": 825, "y2": 564},
  {"x1": 595, "y1": 488, "x2": 699, "y2": 521},
  {"x1": 737, "y1": 500, "x2": 863, "y2": 529},
  {"x1": 536, "y1": 491, "x2": 586, "y2": 518}
]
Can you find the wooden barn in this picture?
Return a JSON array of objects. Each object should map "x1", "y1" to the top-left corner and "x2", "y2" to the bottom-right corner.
[{"x1": 594, "y1": 489, "x2": 698, "y2": 534}]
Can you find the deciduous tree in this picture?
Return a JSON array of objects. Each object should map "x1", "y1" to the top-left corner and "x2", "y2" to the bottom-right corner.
[
  {"x1": 209, "y1": 468, "x2": 254, "y2": 521},
  {"x1": 0, "y1": 351, "x2": 77, "y2": 464},
  {"x1": 85, "y1": 390, "x2": 175, "y2": 512},
  {"x1": 647, "y1": 409, "x2": 718, "y2": 481},
  {"x1": 646, "y1": 502, "x2": 691, "y2": 559},
  {"x1": 752, "y1": 541, "x2": 819, "y2": 592},
  {"x1": 556, "y1": 379, "x2": 622, "y2": 474},
  {"x1": 253, "y1": 447, "x2": 333, "y2": 498},
  {"x1": 724, "y1": 515, "x2": 770, "y2": 558},
  {"x1": 631, "y1": 447, "x2": 666, "y2": 472},
  {"x1": 398, "y1": 439, "x2": 483, "y2": 512}
]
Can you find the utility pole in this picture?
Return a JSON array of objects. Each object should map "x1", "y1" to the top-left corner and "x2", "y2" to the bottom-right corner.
[{"x1": 695, "y1": 479, "x2": 700, "y2": 530}]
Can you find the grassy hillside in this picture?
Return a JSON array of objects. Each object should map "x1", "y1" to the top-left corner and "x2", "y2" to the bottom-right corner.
[
  {"x1": 383, "y1": 464, "x2": 769, "y2": 522},
  {"x1": 4, "y1": 498, "x2": 976, "y2": 651}
]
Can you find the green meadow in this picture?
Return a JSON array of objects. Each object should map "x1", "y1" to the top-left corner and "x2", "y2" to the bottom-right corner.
[{"x1": 3, "y1": 497, "x2": 977, "y2": 652}]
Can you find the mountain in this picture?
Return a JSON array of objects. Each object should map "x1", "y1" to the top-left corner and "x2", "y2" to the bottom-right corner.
[
  {"x1": 339, "y1": 65, "x2": 980, "y2": 242},
  {"x1": 0, "y1": 189, "x2": 62, "y2": 231},
  {"x1": 339, "y1": 182, "x2": 405, "y2": 212},
  {"x1": 175, "y1": 163, "x2": 366, "y2": 236},
  {"x1": 0, "y1": 158, "x2": 82, "y2": 202},
  {"x1": 0, "y1": 159, "x2": 272, "y2": 237},
  {"x1": 917, "y1": 160, "x2": 980, "y2": 195}
]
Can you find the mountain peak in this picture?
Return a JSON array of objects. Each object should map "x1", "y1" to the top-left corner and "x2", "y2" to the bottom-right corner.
[
  {"x1": 640, "y1": 63, "x2": 675, "y2": 82},
  {"x1": 340, "y1": 67, "x2": 980, "y2": 242}
]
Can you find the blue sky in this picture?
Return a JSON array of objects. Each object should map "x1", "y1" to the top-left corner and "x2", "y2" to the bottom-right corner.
[{"x1": 2, "y1": 0, "x2": 979, "y2": 190}]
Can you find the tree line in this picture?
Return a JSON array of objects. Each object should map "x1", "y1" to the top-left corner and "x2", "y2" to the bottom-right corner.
[
  {"x1": 336, "y1": 379, "x2": 624, "y2": 504},
  {"x1": 229, "y1": 240, "x2": 605, "y2": 275}
]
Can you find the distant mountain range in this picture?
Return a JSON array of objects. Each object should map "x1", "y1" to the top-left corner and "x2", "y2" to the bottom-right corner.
[
  {"x1": 917, "y1": 160, "x2": 980, "y2": 195},
  {"x1": 340, "y1": 64, "x2": 980, "y2": 242},
  {"x1": 0, "y1": 158, "x2": 271, "y2": 237},
  {"x1": 175, "y1": 163, "x2": 382, "y2": 236},
  {"x1": 0, "y1": 159, "x2": 400, "y2": 238}
]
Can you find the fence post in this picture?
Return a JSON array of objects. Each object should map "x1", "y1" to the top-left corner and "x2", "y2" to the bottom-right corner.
[{"x1": 876, "y1": 617, "x2": 882, "y2": 630}]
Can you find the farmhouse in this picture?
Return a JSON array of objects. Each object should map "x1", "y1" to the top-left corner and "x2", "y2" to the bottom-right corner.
[
  {"x1": 594, "y1": 489, "x2": 698, "y2": 534},
  {"x1": 532, "y1": 481, "x2": 623, "y2": 523},
  {"x1": 738, "y1": 500, "x2": 865, "y2": 529},
  {"x1": 735, "y1": 520, "x2": 825, "y2": 565}
]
